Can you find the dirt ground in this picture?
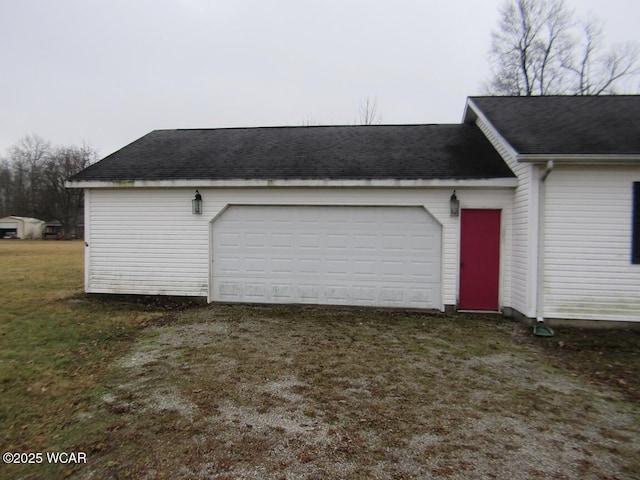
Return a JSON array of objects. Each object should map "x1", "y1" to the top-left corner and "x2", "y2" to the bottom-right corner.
[{"x1": 72, "y1": 305, "x2": 639, "y2": 480}]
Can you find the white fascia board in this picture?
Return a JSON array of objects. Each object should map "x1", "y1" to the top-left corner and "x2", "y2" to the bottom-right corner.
[
  {"x1": 65, "y1": 177, "x2": 518, "y2": 189},
  {"x1": 461, "y1": 98, "x2": 477, "y2": 123},
  {"x1": 517, "y1": 154, "x2": 640, "y2": 164},
  {"x1": 464, "y1": 99, "x2": 520, "y2": 160}
]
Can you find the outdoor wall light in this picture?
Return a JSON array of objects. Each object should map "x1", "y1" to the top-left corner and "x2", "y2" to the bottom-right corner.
[
  {"x1": 450, "y1": 190, "x2": 459, "y2": 217},
  {"x1": 192, "y1": 190, "x2": 203, "y2": 215}
]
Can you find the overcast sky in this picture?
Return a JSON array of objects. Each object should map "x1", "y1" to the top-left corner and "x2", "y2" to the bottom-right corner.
[{"x1": 1, "y1": 0, "x2": 638, "y2": 158}]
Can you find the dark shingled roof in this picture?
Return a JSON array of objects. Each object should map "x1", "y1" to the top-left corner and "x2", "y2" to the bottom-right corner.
[
  {"x1": 70, "y1": 124, "x2": 515, "y2": 182},
  {"x1": 469, "y1": 95, "x2": 640, "y2": 156}
]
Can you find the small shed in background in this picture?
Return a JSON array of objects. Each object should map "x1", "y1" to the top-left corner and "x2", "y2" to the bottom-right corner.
[{"x1": 0, "y1": 216, "x2": 46, "y2": 239}]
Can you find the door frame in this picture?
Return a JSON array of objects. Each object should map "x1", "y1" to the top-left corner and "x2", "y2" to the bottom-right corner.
[{"x1": 457, "y1": 208, "x2": 503, "y2": 312}]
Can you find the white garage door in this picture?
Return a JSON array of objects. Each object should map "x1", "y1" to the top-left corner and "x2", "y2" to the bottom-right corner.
[{"x1": 211, "y1": 206, "x2": 441, "y2": 308}]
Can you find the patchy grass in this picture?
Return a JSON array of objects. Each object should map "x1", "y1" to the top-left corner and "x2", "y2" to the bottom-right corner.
[
  {"x1": 526, "y1": 327, "x2": 640, "y2": 403},
  {"x1": 0, "y1": 241, "x2": 639, "y2": 480},
  {"x1": 0, "y1": 241, "x2": 167, "y2": 479}
]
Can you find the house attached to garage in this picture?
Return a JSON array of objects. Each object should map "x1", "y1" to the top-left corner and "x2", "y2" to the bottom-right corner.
[
  {"x1": 67, "y1": 95, "x2": 640, "y2": 325},
  {"x1": 464, "y1": 95, "x2": 640, "y2": 324}
]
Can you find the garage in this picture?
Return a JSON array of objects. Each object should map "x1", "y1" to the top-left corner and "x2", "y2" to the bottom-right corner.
[
  {"x1": 0, "y1": 220, "x2": 18, "y2": 238},
  {"x1": 211, "y1": 205, "x2": 442, "y2": 308}
]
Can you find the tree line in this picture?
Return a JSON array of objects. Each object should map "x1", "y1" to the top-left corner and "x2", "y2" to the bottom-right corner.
[{"x1": 0, "y1": 134, "x2": 97, "y2": 236}]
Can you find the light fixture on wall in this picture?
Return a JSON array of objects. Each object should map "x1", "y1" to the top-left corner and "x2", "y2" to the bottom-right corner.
[
  {"x1": 450, "y1": 190, "x2": 459, "y2": 217},
  {"x1": 192, "y1": 190, "x2": 203, "y2": 215}
]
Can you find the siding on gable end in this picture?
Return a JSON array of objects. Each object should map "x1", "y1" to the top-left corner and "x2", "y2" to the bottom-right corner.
[
  {"x1": 543, "y1": 166, "x2": 640, "y2": 322},
  {"x1": 474, "y1": 115, "x2": 534, "y2": 317},
  {"x1": 85, "y1": 187, "x2": 513, "y2": 309}
]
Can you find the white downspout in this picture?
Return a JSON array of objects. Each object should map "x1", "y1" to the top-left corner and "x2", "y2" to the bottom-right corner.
[{"x1": 536, "y1": 160, "x2": 554, "y2": 323}]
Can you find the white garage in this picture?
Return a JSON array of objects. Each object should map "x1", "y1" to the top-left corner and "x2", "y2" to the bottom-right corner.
[
  {"x1": 68, "y1": 123, "x2": 517, "y2": 312},
  {"x1": 211, "y1": 205, "x2": 442, "y2": 309}
]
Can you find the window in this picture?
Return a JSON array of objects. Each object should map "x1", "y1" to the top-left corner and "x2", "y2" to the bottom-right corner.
[{"x1": 633, "y1": 182, "x2": 640, "y2": 264}]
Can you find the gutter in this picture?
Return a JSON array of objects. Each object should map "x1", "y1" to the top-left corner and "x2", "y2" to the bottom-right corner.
[
  {"x1": 518, "y1": 154, "x2": 640, "y2": 164},
  {"x1": 534, "y1": 160, "x2": 554, "y2": 334},
  {"x1": 65, "y1": 177, "x2": 519, "y2": 189}
]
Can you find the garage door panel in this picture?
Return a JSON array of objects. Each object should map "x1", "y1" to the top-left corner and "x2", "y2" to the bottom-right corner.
[
  {"x1": 380, "y1": 260, "x2": 405, "y2": 277},
  {"x1": 409, "y1": 261, "x2": 438, "y2": 280},
  {"x1": 352, "y1": 286, "x2": 377, "y2": 301},
  {"x1": 245, "y1": 257, "x2": 267, "y2": 274},
  {"x1": 410, "y1": 288, "x2": 432, "y2": 303},
  {"x1": 271, "y1": 257, "x2": 293, "y2": 274},
  {"x1": 410, "y1": 234, "x2": 437, "y2": 251},
  {"x1": 326, "y1": 258, "x2": 349, "y2": 276},
  {"x1": 353, "y1": 234, "x2": 377, "y2": 250},
  {"x1": 245, "y1": 283, "x2": 266, "y2": 299},
  {"x1": 299, "y1": 233, "x2": 321, "y2": 249},
  {"x1": 218, "y1": 282, "x2": 242, "y2": 298},
  {"x1": 299, "y1": 258, "x2": 322, "y2": 274},
  {"x1": 326, "y1": 285, "x2": 349, "y2": 301},
  {"x1": 212, "y1": 206, "x2": 441, "y2": 308},
  {"x1": 381, "y1": 287, "x2": 404, "y2": 302},
  {"x1": 353, "y1": 260, "x2": 376, "y2": 276},
  {"x1": 218, "y1": 232, "x2": 241, "y2": 248},
  {"x1": 381, "y1": 235, "x2": 406, "y2": 251},
  {"x1": 218, "y1": 257, "x2": 242, "y2": 274},
  {"x1": 327, "y1": 233, "x2": 349, "y2": 250},
  {"x1": 299, "y1": 285, "x2": 321, "y2": 301},
  {"x1": 271, "y1": 283, "x2": 294, "y2": 300}
]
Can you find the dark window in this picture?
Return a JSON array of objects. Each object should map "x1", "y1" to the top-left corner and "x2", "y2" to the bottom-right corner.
[{"x1": 633, "y1": 182, "x2": 640, "y2": 264}]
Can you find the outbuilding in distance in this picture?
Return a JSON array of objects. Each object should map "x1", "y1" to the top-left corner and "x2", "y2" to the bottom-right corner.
[{"x1": 0, "y1": 216, "x2": 45, "y2": 239}]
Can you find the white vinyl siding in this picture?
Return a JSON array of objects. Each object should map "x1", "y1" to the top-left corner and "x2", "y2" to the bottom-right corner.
[
  {"x1": 543, "y1": 166, "x2": 640, "y2": 321},
  {"x1": 85, "y1": 187, "x2": 514, "y2": 308},
  {"x1": 474, "y1": 113, "x2": 534, "y2": 317},
  {"x1": 86, "y1": 189, "x2": 209, "y2": 296}
]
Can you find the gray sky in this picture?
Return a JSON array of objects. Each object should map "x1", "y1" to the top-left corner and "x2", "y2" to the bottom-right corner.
[{"x1": 1, "y1": 0, "x2": 638, "y2": 158}]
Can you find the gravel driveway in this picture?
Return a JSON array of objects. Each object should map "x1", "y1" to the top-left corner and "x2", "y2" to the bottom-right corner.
[{"x1": 79, "y1": 305, "x2": 640, "y2": 479}]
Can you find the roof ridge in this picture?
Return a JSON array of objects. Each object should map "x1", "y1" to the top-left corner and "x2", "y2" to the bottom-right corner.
[{"x1": 150, "y1": 123, "x2": 466, "y2": 133}]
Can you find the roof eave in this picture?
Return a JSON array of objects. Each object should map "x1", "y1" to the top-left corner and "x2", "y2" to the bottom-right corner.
[
  {"x1": 65, "y1": 178, "x2": 518, "y2": 189},
  {"x1": 517, "y1": 154, "x2": 640, "y2": 165}
]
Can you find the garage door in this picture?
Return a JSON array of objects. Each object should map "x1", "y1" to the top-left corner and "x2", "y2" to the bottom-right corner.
[{"x1": 211, "y1": 206, "x2": 441, "y2": 308}]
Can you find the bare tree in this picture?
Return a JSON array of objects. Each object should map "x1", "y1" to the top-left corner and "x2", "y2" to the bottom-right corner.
[
  {"x1": 0, "y1": 160, "x2": 12, "y2": 217},
  {"x1": 5, "y1": 134, "x2": 51, "y2": 216},
  {"x1": 563, "y1": 16, "x2": 640, "y2": 95},
  {"x1": 41, "y1": 144, "x2": 97, "y2": 237},
  {"x1": 356, "y1": 97, "x2": 382, "y2": 125},
  {"x1": 485, "y1": 0, "x2": 639, "y2": 95}
]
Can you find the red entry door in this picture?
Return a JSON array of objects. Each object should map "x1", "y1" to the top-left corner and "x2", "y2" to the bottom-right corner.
[{"x1": 459, "y1": 209, "x2": 501, "y2": 311}]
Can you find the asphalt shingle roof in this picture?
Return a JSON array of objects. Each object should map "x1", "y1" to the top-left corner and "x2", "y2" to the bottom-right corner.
[
  {"x1": 469, "y1": 95, "x2": 640, "y2": 156},
  {"x1": 70, "y1": 124, "x2": 515, "y2": 182}
]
